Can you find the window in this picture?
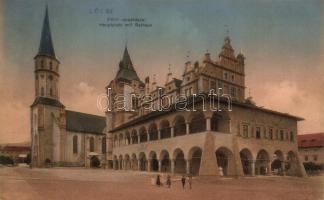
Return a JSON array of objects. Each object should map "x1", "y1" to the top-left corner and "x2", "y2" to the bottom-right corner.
[
  {"x1": 242, "y1": 125, "x2": 248, "y2": 138},
  {"x1": 313, "y1": 155, "x2": 318, "y2": 161},
  {"x1": 210, "y1": 81, "x2": 216, "y2": 90},
  {"x1": 305, "y1": 155, "x2": 308, "y2": 161},
  {"x1": 231, "y1": 74, "x2": 234, "y2": 81},
  {"x1": 73, "y1": 135, "x2": 78, "y2": 154},
  {"x1": 50, "y1": 88, "x2": 53, "y2": 96},
  {"x1": 41, "y1": 87, "x2": 44, "y2": 96},
  {"x1": 290, "y1": 131, "x2": 294, "y2": 142},
  {"x1": 41, "y1": 60, "x2": 44, "y2": 68},
  {"x1": 102, "y1": 137, "x2": 106, "y2": 154},
  {"x1": 269, "y1": 128, "x2": 273, "y2": 140},
  {"x1": 49, "y1": 61, "x2": 52, "y2": 70},
  {"x1": 48, "y1": 75, "x2": 53, "y2": 81},
  {"x1": 231, "y1": 87, "x2": 236, "y2": 97},
  {"x1": 89, "y1": 137, "x2": 95, "y2": 152},
  {"x1": 256, "y1": 127, "x2": 261, "y2": 139},
  {"x1": 280, "y1": 130, "x2": 284, "y2": 141},
  {"x1": 224, "y1": 72, "x2": 228, "y2": 80}
]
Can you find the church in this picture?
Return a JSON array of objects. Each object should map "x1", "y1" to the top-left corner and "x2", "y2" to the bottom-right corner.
[{"x1": 31, "y1": 7, "x2": 306, "y2": 177}]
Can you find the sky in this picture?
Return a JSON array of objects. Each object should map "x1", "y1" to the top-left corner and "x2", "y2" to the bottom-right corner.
[{"x1": 0, "y1": 0, "x2": 323, "y2": 144}]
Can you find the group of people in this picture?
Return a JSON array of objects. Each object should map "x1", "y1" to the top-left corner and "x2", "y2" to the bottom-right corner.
[{"x1": 155, "y1": 174, "x2": 193, "y2": 189}]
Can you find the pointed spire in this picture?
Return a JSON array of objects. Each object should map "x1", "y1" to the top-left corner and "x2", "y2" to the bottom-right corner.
[
  {"x1": 121, "y1": 45, "x2": 134, "y2": 70},
  {"x1": 115, "y1": 45, "x2": 141, "y2": 82},
  {"x1": 37, "y1": 5, "x2": 56, "y2": 58}
]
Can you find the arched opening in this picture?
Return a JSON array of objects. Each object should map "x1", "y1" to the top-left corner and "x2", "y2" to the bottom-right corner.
[
  {"x1": 189, "y1": 112, "x2": 206, "y2": 134},
  {"x1": 271, "y1": 150, "x2": 284, "y2": 175},
  {"x1": 215, "y1": 147, "x2": 233, "y2": 176},
  {"x1": 101, "y1": 137, "x2": 106, "y2": 154},
  {"x1": 189, "y1": 147, "x2": 202, "y2": 175},
  {"x1": 118, "y1": 155, "x2": 123, "y2": 169},
  {"x1": 131, "y1": 130, "x2": 138, "y2": 144},
  {"x1": 149, "y1": 151, "x2": 159, "y2": 172},
  {"x1": 90, "y1": 156, "x2": 100, "y2": 168},
  {"x1": 131, "y1": 154, "x2": 138, "y2": 170},
  {"x1": 73, "y1": 135, "x2": 78, "y2": 154},
  {"x1": 124, "y1": 154, "x2": 131, "y2": 170},
  {"x1": 139, "y1": 127, "x2": 147, "y2": 143},
  {"x1": 173, "y1": 148, "x2": 186, "y2": 174},
  {"x1": 139, "y1": 152, "x2": 147, "y2": 171},
  {"x1": 114, "y1": 135, "x2": 118, "y2": 147},
  {"x1": 89, "y1": 137, "x2": 95, "y2": 152},
  {"x1": 240, "y1": 148, "x2": 253, "y2": 176},
  {"x1": 255, "y1": 149, "x2": 270, "y2": 175},
  {"x1": 118, "y1": 134, "x2": 124, "y2": 146},
  {"x1": 211, "y1": 113, "x2": 220, "y2": 132},
  {"x1": 173, "y1": 115, "x2": 186, "y2": 137},
  {"x1": 125, "y1": 131, "x2": 131, "y2": 145},
  {"x1": 160, "y1": 150, "x2": 171, "y2": 172},
  {"x1": 148, "y1": 123, "x2": 158, "y2": 141},
  {"x1": 160, "y1": 120, "x2": 171, "y2": 139},
  {"x1": 113, "y1": 155, "x2": 118, "y2": 170}
]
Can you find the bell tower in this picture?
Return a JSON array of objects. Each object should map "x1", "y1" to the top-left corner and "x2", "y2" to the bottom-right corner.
[
  {"x1": 31, "y1": 6, "x2": 65, "y2": 168},
  {"x1": 34, "y1": 6, "x2": 60, "y2": 100}
]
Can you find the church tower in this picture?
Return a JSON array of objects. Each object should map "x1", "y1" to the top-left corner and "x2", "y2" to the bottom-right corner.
[{"x1": 31, "y1": 6, "x2": 65, "y2": 167}]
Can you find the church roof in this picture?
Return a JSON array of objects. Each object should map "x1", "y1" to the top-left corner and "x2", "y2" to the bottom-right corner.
[
  {"x1": 37, "y1": 6, "x2": 56, "y2": 58},
  {"x1": 31, "y1": 97, "x2": 65, "y2": 108},
  {"x1": 66, "y1": 110, "x2": 106, "y2": 135},
  {"x1": 115, "y1": 46, "x2": 141, "y2": 82}
]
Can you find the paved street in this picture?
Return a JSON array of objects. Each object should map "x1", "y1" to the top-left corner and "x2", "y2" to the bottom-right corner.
[{"x1": 0, "y1": 167, "x2": 323, "y2": 200}]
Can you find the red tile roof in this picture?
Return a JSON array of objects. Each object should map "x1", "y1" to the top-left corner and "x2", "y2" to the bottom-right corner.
[{"x1": 298, "y1": 133, "x2": 324, "y2": 148}]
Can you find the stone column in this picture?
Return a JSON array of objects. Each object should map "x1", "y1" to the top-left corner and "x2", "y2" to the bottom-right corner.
[
  {"x1": 138, "y1": 135, "x2": 141, "y2": 143},
  {"x1": 147, "y1": 133, "x2": 150, "y2": 141},
  {"x1": 206, "y1": 117, "x2": 211, "y2": 131},
  {"x1": 158, "y1": 160, "x2": 162, "y2": 172},
  {"x1": 267, "y1": 161, "x2": 272, "y2": 175},
  {"x1": 281, "y1": 161, "x2": 286, "y2": 176},
  {"x1": 251, "y1": 161, "x2": 255, "y2": 176},
  {"x1": 186, "y1": 159, "x2": 191, "y2": 174},
  {"x1": 158, "y1": 130, "x2": 161, "y2": 140},
  {"x1": 171, "y1": 127, "x2": 174, "y2": 137},
  {"x1": 148, "y1": 159, "x2": 152, "y2": 172},
  {"x1": 186, "y1": 123, "x2": 190, "y2": 135},
  {"x1": 171, "y1": 159, "x2": 175, "y2": 174},
  {"x1": 130, "y1": 137, "x2": 133, "y2": 145}
]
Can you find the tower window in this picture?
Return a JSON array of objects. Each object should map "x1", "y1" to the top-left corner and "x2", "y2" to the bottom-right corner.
[
  {"x1": 50, "y1": 88, "x2": 53, "y2": 96},
  {"x1": 41, "y1": 87, "x2": 44, "y2": 96},
  {"x1": 41, "y1": 60, "x2": 44, "y2": 68},
  {"x1": 73, "y1": 135, "x2": 78, "y2": 154},
  {"x1": 48, "y1": 75, "x2": 53, "y2": 81},
  {"x1": 49, "y1": 62, "x2": 52, "y2": 70}
]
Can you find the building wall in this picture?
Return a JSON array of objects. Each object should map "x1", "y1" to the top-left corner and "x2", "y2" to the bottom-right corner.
[{"x1": 299, "y1": 148, "x2": 324, "y2": 165}]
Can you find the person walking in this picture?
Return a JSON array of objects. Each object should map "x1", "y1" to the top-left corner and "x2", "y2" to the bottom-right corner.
[
  {"x1": 188, "y1": 174, "x2": 192, "y2": 189},
  {"x1": 166, "y1": 175, "x2": 171, "y2": 188},
  {"x1": 181, "y1": 175, "x2": 186, "y2": 189}
]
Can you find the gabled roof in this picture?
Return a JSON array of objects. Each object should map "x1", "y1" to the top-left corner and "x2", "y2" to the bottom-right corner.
[
  {"x1": 37, "y1": 6, "x2": 56, "y2": 58},
  {"x1": 298, "y1": 133, "x2": 324, "y2": 148},
  {"x1": 115, "y1": 46, "x2": 141, "y2": 82},
  {"x1": 66, "y1": 110, "x2": 106, "y2": 135}
]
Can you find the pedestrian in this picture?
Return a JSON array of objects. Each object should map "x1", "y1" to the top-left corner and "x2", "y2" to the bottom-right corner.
[
  {"x1": 166, "y1": 175, "x2": 171, "y2": 188},
  {"x1": 181, "y1": 175, "x2": 186, "y2": 189},
  {"x1": 188, "y1": 174, "x2": 192, "y2": 189},
  {"x1": 156, "y1": 174, "x2": 161, "y2": 186}
]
